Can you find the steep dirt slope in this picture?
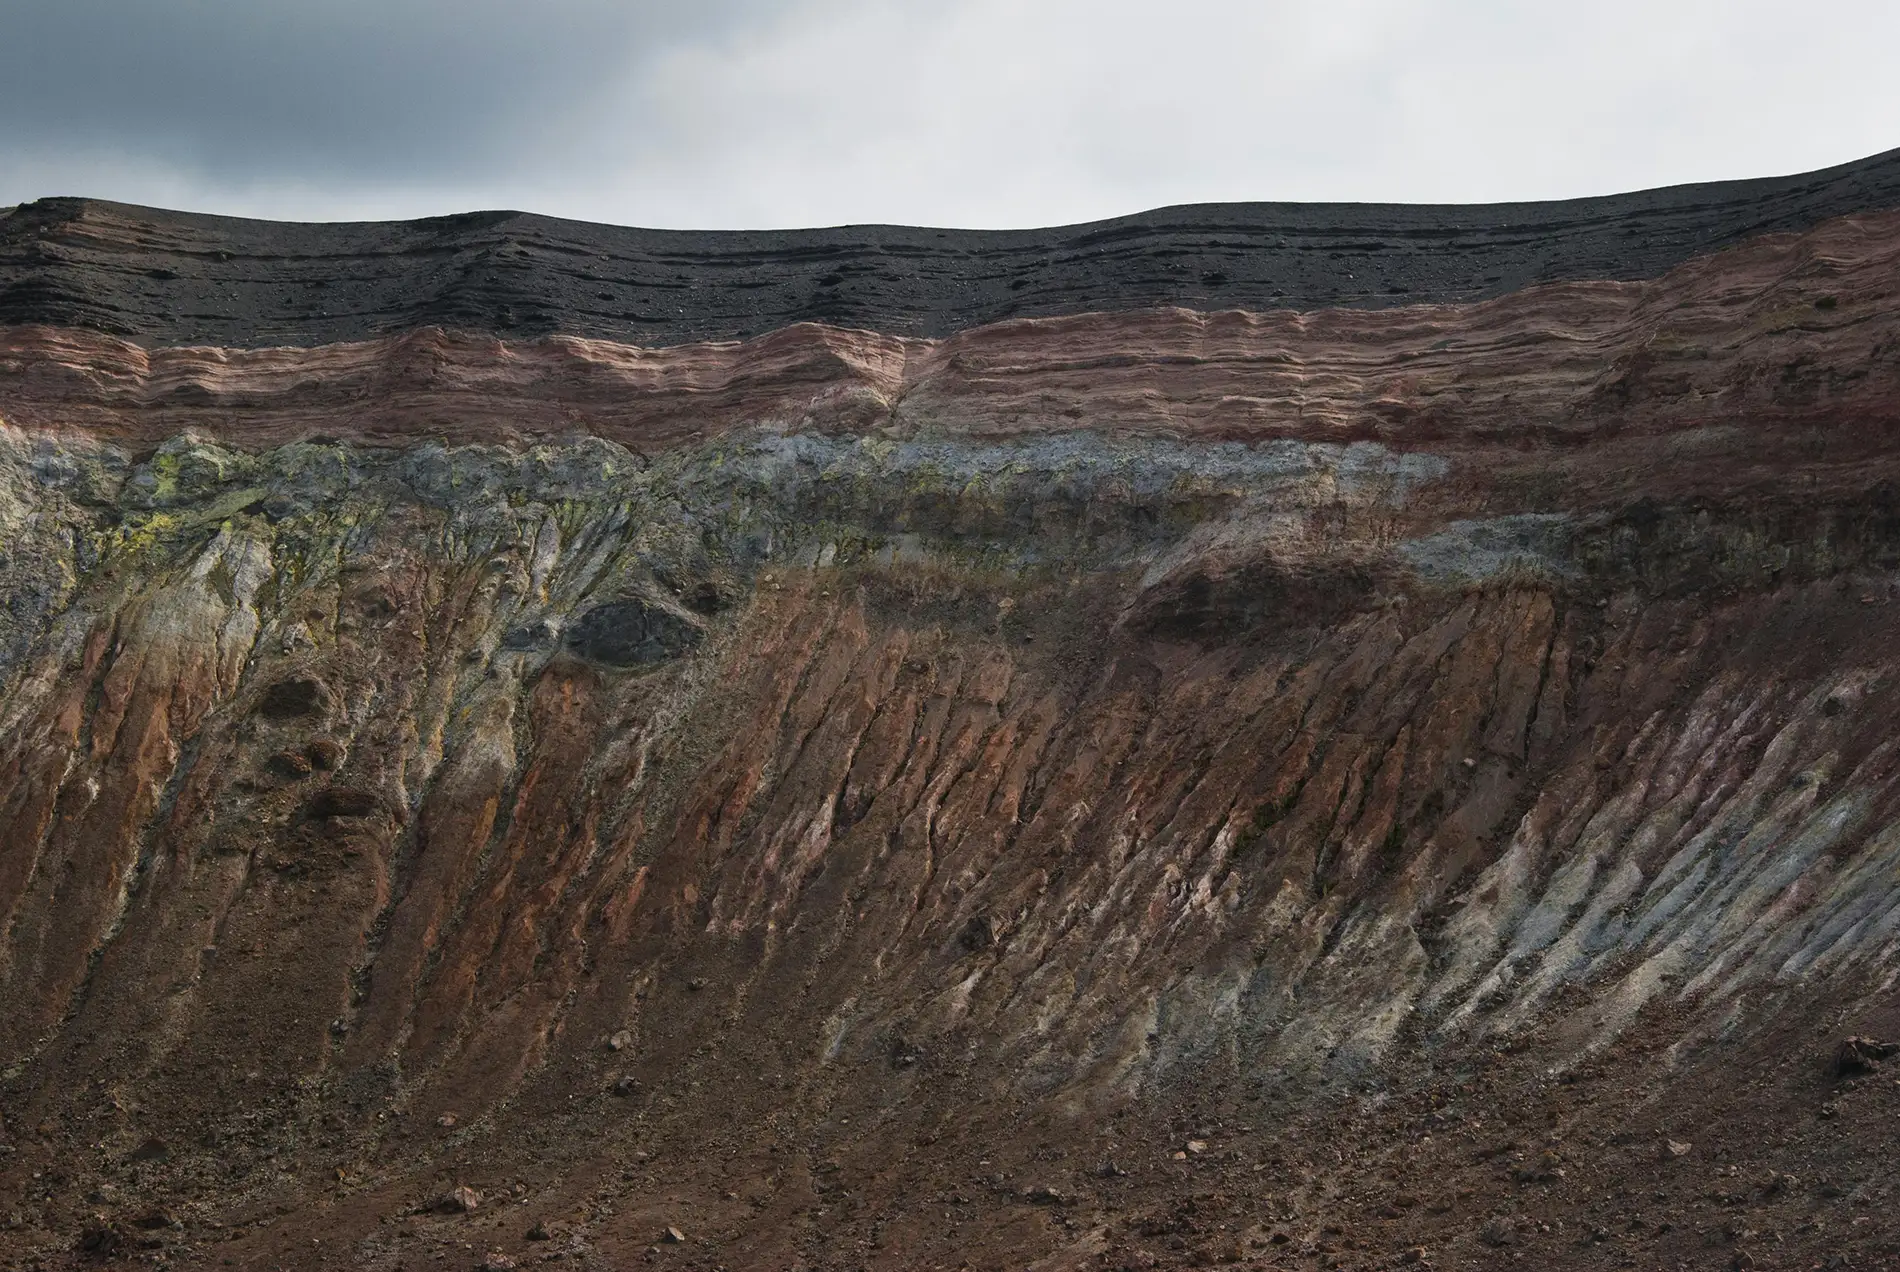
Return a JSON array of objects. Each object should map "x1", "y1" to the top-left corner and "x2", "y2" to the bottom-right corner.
[{"x1": 1, "y1": 163, "x2": 1900, "y2": 1272}]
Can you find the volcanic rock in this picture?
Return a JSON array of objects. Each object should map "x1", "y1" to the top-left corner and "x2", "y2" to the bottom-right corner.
[
  {"x1": 1834, "y1": 1036, "x2": 1898, "y2": 1077},
  {"x1": 74, "y1": 1216, "x2": 124, "y2": 1257},
  {"x1": 256, "y1": 675, "x2": 334, "y2": 720},
  {"x1": 1478, "y1": 1215, "x2": 1518, "y2": 1247},
  {"x1": 3, "y1": 151, "x2": 1900, "y2": 1272},
  {"x1": 564, "y1": 597, "x2": 701, "y2": 668},
  {"x1": 5, "y1": 147, "x2": 1900, "y2": 349},
  {"x1": 438, "y1": 1186, "x2": 482, "y2": 1215},
  {"x1": 267, "y1": 747, "x2": 315, "y2": 778}
]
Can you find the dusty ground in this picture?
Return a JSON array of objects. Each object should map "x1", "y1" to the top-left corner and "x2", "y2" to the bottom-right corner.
[{"x1": 9, "y1": 985, "x2": 1898, "y2": 1270}]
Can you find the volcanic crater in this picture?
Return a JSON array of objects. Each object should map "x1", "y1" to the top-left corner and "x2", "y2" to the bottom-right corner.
[{"x1": 3, "y1": 150, "x2": 1900, "y2": 1271}]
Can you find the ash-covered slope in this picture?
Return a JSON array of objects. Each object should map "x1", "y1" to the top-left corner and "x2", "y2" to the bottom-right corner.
[
  {"x1": 2, "y1": 157, "x2": 1900, "y2": 1272},
  {"x1": 4, "y1": 146, "x2": 1900, "y2": 348}
]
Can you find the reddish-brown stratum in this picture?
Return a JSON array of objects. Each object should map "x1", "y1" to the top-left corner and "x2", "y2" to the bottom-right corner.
[
  {"x1": 3, "y1": 208, "x2": 1899, "y2": 462},
  {"x1": 0, "y1": 205, "x2": 1898, "y2": 1272}
]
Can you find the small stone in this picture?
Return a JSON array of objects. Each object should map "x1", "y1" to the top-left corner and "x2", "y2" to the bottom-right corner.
[
  {"x1": 1185, "y1": 1140, "x2": 1208, "y2": 1155},
  {"x1": 1664, "y1": 1139, "x2": 1693, "y2": 1158},
  {"x1": 662, "y1": 1226, "x2": 686, "y2": 1244},
  {"x1": 1478, "y1": 1215, "x2": 1516, "y2": 1247},
  {"x1": 1171, "y1": 1150, "x2": 1188, "y2": 1160},
  {"x1": 1835, "y1": 1035, "x2": 1898, "y2": 1077},
  {"x1": 267, "y1": 748, "x2": 315, "y2": 778},
  {"x1": 1024, "y1": 1185, "x2": 1064, "y2": 1204},
  {"x1": 482, "y1": 1253, "x2": 518, "y2": 1271},
  {"x1": 437, "y1": 1113, "x2": 458, "y2": 1128},
  {"x1": 305, "y1": 737, "x2": 345, "y2": 771},
  {"x1": 526, "y1": 1221, "x2": 552, "y2": 1241},
  {"x1": 1200, "y1": 1237, "x2": 1246, "y2": 1263},
  {"x1": 438, "y1": 1185, "x2": 482, "y2": 1214},
  {"x1": 76, "y1": 1215, "x2": 124, "y2": 1256},
  {"x1": 609, "y1": 1076, "x2": 640, "y2": 1097},
  {"x1": 608, "y1": 1030, "x2": 634, "y2": 1052},
  {"x1": 1514, "y1": 1147, "x2": 1565, "y2": 1181}
]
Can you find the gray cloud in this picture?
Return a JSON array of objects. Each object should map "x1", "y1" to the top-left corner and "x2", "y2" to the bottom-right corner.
[
  {"x1": 0, "y1": 0, "x2": 770, "y2": 182},
  {"x1": 1, "y1": 0, "x2": 1897, "y2": 228}
]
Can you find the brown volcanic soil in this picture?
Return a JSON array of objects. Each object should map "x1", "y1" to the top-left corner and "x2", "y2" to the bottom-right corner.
[{"x1": 3, "y1": 168, "x2": 1900, "y2": 1272}]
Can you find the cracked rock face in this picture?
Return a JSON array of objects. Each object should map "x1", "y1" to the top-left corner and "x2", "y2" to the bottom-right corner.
[{"x1": 3, "y1": 161, "x2": 1900, "y2": 1271}]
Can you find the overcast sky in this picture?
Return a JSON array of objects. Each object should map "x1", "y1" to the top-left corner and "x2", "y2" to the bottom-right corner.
[{"x1": 3, "y1": 0, "x2": 1898, "y2": 229}]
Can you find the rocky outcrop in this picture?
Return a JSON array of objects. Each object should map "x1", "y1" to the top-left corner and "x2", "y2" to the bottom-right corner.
[
  {"x1": 2, "y1": 201, "x2": 1897, "y2": 472},
  {"x1": 2, "y1": 157, "x2": 1900, "y2": 1270},
  {"x1": 4, "y1": 145, "x2": 1900, "y2": 348}
]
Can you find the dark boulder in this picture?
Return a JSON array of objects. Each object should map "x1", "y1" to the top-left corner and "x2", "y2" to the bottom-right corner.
[
  {"x1": 1836, "y1": 1035, "x2": 1899, "y2": 1077},
  {"x1": 565, "y1": 598, "x2": 701, "y2": 668},
  {"x1": 256, "y1": 675, "x2": 333, "y2": 720}
]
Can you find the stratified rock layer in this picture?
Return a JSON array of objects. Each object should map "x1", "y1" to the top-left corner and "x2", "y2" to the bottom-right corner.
[
  {"x1": 4, "y1": 145, "x2": 1900, "y2": 347},
  {"x1": 2, "y1": 159, "x2": 1900, "y2": 1271}
]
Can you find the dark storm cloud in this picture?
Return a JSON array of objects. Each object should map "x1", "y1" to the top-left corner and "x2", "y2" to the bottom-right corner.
[{"x1": 0, "y1": 0, "x2": 766, "y2": 183}]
